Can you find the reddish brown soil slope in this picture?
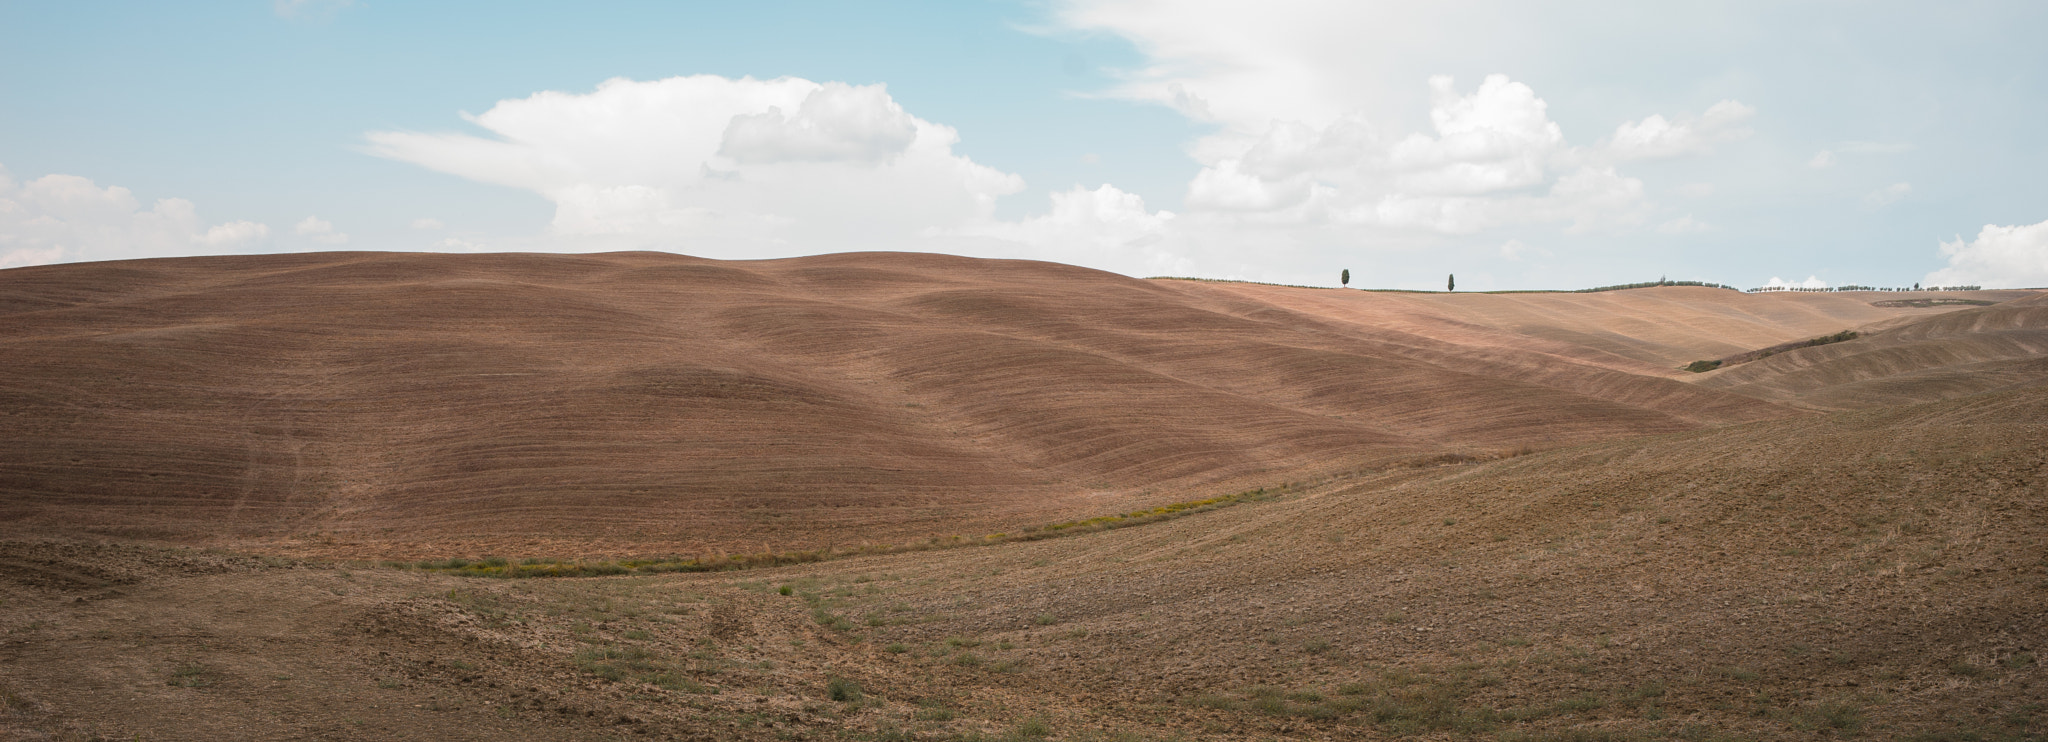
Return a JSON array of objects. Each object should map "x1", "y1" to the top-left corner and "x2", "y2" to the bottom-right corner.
[
  {"x1": 1, "y1": 385, "x2": 2039, "y2": 741},
  {"x1": 0, "y1": 252, "x2": 2018, "y2": 559},
  {"x1": 1163, "y1": 281, "x2": 2040, "y2": 378},
  {"x1": 1697, "y1": 292, "x2": 2048, "y2": 409}
]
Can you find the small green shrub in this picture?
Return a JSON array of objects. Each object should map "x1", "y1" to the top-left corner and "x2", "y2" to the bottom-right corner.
[
  {"x1": 1685, "y1": 359, "x2": 1723, "y2": 373},
  {"x1": 826, "y1": 676, "x2": 862, "y2": 702}
]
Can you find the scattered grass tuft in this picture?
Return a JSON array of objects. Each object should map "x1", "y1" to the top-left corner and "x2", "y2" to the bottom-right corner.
[
  {"x1": 1719, "y1": 666, "x2": 1760, "y2": 682},
  {"x1": 1948, "y1": 659, "x2": 1990, "y2": 678},
  {"x1": 166, "y1": 663, "x2": 215, "y2": 688},
  {"x1": 1791, "y1": 701, "x2": 1865, "y2": 733}
]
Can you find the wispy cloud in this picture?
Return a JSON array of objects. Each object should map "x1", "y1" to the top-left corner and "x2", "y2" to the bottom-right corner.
[{"x1": 1863, "y1": 182, "x2": 1911, "y2": 208}]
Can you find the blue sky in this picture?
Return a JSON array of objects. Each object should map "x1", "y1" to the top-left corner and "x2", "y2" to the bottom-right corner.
[{"x1": 3, "y1": 1, "x2": 2044, "y2": 290}]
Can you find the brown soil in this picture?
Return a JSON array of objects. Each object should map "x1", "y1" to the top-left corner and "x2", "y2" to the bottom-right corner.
[
  {"x1": 3, "y1": 385, "x2": 2041, "y2": 740},
  {"x1": 1698, "y1": 293, "x2": 2048, "y2": 409},
  {"x1": 0, "y1": 251, "x2": 1886, "y2": 560},
  {"x1": 1, "y1": 251, "x2": 2043, "y2": 741}
]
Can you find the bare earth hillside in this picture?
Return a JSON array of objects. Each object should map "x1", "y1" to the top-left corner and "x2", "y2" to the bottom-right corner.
[
  {"x1": 1696, "y1": 293, "x2": 2048, "y2": 409},
  {"x1": 1, "y1": 385, "x2": 2040, "y2": 741},
  {"x1": 1, "y1": 251, "x2": 2043, "y2": 741},
  {"x1": 0, "y1": 251, "x2": 1908, "y2": 559}
]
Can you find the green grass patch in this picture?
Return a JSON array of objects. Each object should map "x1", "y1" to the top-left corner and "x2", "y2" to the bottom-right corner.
[
  {"x1": 410, "y1": 485, "x2": 1291, "y2": 579},
  {"x1": 826, "y1": 676, "x2": 862, "y2": 702}
]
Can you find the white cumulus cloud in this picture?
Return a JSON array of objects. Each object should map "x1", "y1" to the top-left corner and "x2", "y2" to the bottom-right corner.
[
  {"x1": 201, "y1": 220, "x2": 271, "y2": 246},
  {"x1": 0, "y1": 163, "x2": 269, "y2": 268},
  {"x1": 955, "y1": 184, "x2": 1181, "y2": 272},
  {"x1": 365, "y1": 75, "x2": 1023, "y2": 253},
  {"x1": 1604, "y1": 100, "x2": 1755, "y2": 160},
  {"x1": 1388, "y1": 75, "x2": 1563, "y2": 196},
  {"x1": 294, "y1": 215, "x2": 349, "y2": 244},
  {"x1": 717, "y1": 82, "x2": 918, "y2": 164},
  {"x1": 1037, "y1": 0, "x2": 1785, "y2": 285},
  {"x1": 1171, "y1": 75, "x2": 1652, "y2": 236},
  {"x1": 1924, "y1": 219, "x2": 2048, "y2": 289},
  {"x1": 1765, "y1": 275, "x2": 1829, "y2": 289}
]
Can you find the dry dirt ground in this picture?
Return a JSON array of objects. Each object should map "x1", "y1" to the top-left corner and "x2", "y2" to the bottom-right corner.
[
  {"x1": 2, "y1": 385, "x2": 2043, "y2": 741},
  {"x1": 6, "y1": 251, "x2": 2031, "y2": 560},
  {"x1": 1, "y1": 252, "x2": 2044, "y2": 740}
]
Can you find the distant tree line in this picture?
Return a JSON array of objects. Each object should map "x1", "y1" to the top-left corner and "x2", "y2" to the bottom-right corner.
[
  {"x1": 1747, "y1": 284, "x2": 1980, "y2": 293},
  {"x1": 1575, "y1": 279, "x2": 1738, "y2": 293}
]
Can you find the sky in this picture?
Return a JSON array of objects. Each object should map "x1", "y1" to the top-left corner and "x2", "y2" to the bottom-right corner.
[{"x1": 3, "y1": 1, "x2": 2045, "y2": 291}]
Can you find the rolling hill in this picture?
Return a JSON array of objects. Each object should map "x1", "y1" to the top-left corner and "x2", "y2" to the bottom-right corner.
[
  {"x1": 1696, "y1": 292, "x2": 2048, "y2": 409},
  {"x1": 1, "y1": 249, "x2": 2044, "y2": 741},
  {"x1": 1, "y1": 251, "x2": 2037, "y2": 559}
]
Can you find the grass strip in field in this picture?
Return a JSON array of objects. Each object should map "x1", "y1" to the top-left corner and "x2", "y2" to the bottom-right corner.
[{"x1": 402, "y1": 486, "x2": 1284, "y2": 579}]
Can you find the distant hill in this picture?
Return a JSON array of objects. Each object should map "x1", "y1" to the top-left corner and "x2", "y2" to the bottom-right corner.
[
  {"x1": 1695, "y1": 292, "x2": 2048, "y2": 409},
  {"x1": 0, "y1": 251, "x2": 2035, "y2": 558}
]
